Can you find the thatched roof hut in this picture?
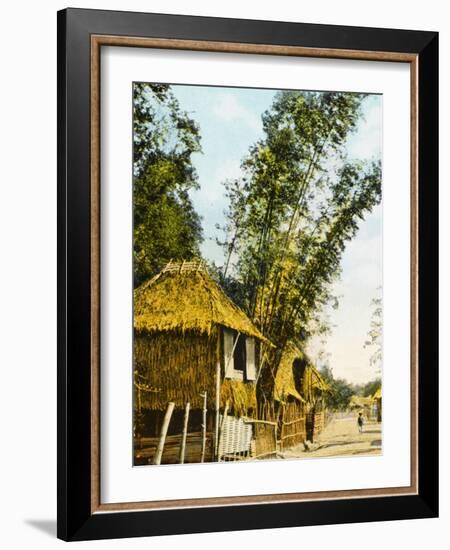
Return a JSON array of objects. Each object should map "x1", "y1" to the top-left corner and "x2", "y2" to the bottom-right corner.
[
  {"x1": 277, "y1": 346, "x2": 330, "y2": 443},
  {"x1": 275, "y1": 345, "x2": 305, "y2": 404},
  {"x1": 275, "y1": 345, "x2": 307, "y2": 450},
  {"x1": 134, "y1": 260, "x2": 269, "y2": 415},
  {"x1": 277, "y1": 344, "x2": 329, "y2": 405}
]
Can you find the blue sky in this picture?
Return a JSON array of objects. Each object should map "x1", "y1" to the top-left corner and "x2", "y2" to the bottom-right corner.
[{"x1": 171, "y1": 85, "x2": 382, "y2": 384}]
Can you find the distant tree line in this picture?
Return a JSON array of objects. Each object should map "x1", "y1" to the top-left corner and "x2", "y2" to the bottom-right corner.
[{"x1": 319, "y1": 364, "x2": 381, "y2": 411}]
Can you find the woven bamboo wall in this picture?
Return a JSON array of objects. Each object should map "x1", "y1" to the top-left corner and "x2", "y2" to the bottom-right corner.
[
  {"x1": 253, "y1": 422, "x2": 277, "y2": 457},
  {"x1": 306, "y1": 410, "x2": 325, "y2": 442},
  {"x1": 218, "y1": 415, "x2": 253, "y2": 460},
  {"x1": 279, "y1": 401, "x2": 306, "y2": 450}
]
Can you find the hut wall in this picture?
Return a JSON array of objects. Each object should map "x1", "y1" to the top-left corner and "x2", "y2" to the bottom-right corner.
[
  {"x1": 134, "y1": 330, "x2": 257, "y2": 416},
  {"x1": 279, "y1": 401, "x2": 306, "y2": 450},
  {"x1": 253, "y1": 422, "x2": 278, "y2": 458},
  {"x1": 134, "y1": 329, "x2": 258, "y2": 465},
  {"x1": 306, "y1": 410, "x2": 324, "y2": 442},
  {"x1": 135, "y1": 409, "x2": 207, "y2": 437},
  {"x1": 134, "y1": 331, "x2": 220, "y2": 411}
]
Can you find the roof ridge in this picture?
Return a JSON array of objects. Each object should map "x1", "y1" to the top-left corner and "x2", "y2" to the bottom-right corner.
[{"x1": 161, "y1": 259, "x2": 205, "y2": 274}]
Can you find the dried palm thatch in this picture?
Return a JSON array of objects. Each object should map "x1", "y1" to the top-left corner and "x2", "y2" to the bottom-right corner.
[
  {"x1": 372, "y1": 387, "x2": 382, "y2": 400},
  {"x1": 134, "y1": 261, "x2": 265, "y2": 414},
  {"x1": 134, "y1": 260, "x2": 270, "y2": 343},
  {"x1": 275, "y1": 345, "x2": 305, "y2": 403},
  {"x1": 135, "y1": 330, "x2": 257, "y2": 413},
  {"x1": 307, "y1": 365, "x2": 330, "y2": 391},
  {"x1": 134, "y1": 330, "x2": 219, "y2": 410},
  {"x1": 221, "y1": 379, "x2": 257, "y2": 415},
  {"x1": 279, "y1": 343, "x2": 329, "y2": 404}
]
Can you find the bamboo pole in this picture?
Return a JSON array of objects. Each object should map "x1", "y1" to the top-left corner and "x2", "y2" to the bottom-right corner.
[
  {"x1": 152, "y1": 402, "x2": 174, "y2": 465},
  {"x1": 214, "y1": 361, "x2": 221, "y2": 460},
  {"x1": 200, "y1": 391, "x2": 207, "y2": 463},
  {"x1": 178, "y1": 402, "x2": 190, "y2": 464},
  {"x1": 218, "y1": 400, "x2": 229, "y2": 462},
  {"x1": 137, "y1": 386, "x2": 141, "y2": 414}
]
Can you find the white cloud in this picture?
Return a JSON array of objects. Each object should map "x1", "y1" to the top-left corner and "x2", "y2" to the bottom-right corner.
[{"x1": 212, "y1": 93, "x2": 261, "y2": 131}]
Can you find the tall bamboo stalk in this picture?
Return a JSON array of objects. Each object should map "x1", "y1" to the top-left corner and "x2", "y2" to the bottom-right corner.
[
  {"x1": 214, "y1": 361, "x2": 221, "y2": 460},
  {"x1": 178, "y1": 402, "x2": 190, "y2": 464},
  {"x1": 200, "y1": 391, "x2": 207, "y2": 463},
  {"x1": 152, "y1": 402, "x2": 174, "y2": 465},
  {"x1": 218, "y1": 400, "x2": 230, "y2": 462}
]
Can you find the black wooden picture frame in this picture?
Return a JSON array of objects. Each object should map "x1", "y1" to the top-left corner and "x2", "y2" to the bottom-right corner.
[{"x1": 57, "y1": 7, "x2": 438, "y2": 541}]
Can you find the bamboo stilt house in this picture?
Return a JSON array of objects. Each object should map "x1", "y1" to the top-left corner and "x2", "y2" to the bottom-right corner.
[{"x1": 133, "y1": 260, "x2": 271, "y2": 464}]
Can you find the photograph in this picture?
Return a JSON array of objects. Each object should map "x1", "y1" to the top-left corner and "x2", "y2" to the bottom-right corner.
[
  {"x1": 52, "y1": 5, "x2": 438, "y2": 542},
  {"x1": 132, "y1": 82, "x2": 383, "y2": 466}
]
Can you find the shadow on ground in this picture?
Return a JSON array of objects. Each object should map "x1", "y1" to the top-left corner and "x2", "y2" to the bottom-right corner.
[
  {"x1": 25, "y1": 519, "x2": 56, "y2": 538},
  {"x1": 349, "y1": 448, "x2": 382, "y2": 456},
  {"x1": 317, "y1": 440, "x2": 359, "y2": 450}
]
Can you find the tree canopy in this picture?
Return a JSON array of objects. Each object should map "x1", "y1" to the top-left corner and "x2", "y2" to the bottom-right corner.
[
  {"x1": 133, "y1": 83, "x2": 203, "y2": 287},
  {"x1": 218, "y1": 91, "x2": 382, "y2": 400}
]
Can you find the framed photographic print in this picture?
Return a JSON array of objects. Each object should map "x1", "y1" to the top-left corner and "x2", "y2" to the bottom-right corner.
[{"x1": 57, "y1": 8, "x2": 438, "y2": 541}]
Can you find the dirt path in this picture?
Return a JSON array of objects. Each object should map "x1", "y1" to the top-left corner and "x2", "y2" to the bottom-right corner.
[{"x1": 282, "y1": 414, "x2": 382, "y2": 459}]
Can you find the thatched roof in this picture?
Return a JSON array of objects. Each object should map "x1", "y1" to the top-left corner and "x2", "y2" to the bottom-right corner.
[
  {"x1": 221, "y1": 379, "x2": 257, "y2": 413},
  {"x1": 134, "y1": 260, "x2": 270, "y2": 343},
  {"x1": 349, "y1": 395, "x2": 373, "y2": 409},
  {"x1": 275, "y1": 345, "x2": 305, "y2": 403},
  {"x1": 372, "y1": 387, "x2": 382, "y2": 400},
  {"x1": 277, "y1": 343, "x2": 329, "y2": 404},
  {"x1": 308, "y1": 365, "x2": 330, "y2": 393}
]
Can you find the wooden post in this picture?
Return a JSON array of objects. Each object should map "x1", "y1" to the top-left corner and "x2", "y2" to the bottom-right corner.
[
  {"x1": 218, "y1": 400, "x2": 229, "y2": 462},
  {"x1": 214, "y1": 361, "x2": 221, "y2": 460},
  {"x1": 137, "y1": 386, "x2": 141, "y2": 413},
  {"x1": 200, "y1": 392, "x2": 207, "y2": 463},
  {"x1": 179, "y1": 402, "x2": 190, "y2": 464},
  {"x1": 152, "y1": 402, "x2": 174, "y2": 465}
]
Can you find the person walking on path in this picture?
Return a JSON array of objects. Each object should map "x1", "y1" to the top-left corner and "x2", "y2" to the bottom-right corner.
[{"x1": 357, "y1": 412, "x2": 364, "y2": 433}]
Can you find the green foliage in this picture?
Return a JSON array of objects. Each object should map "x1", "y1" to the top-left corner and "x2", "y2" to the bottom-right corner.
[
  {"x1": 362, "y1": 377, "x2": 381, "y2": 398},
  {"x1": 219, "y1": 91, "x2": 382, "y2": 399},
  {"x1": 133, "y1": 83, "x2": 203, "y2": 286},
  {"x1": 319, "y1": 365, "x2": 355, "y2": 411}
]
